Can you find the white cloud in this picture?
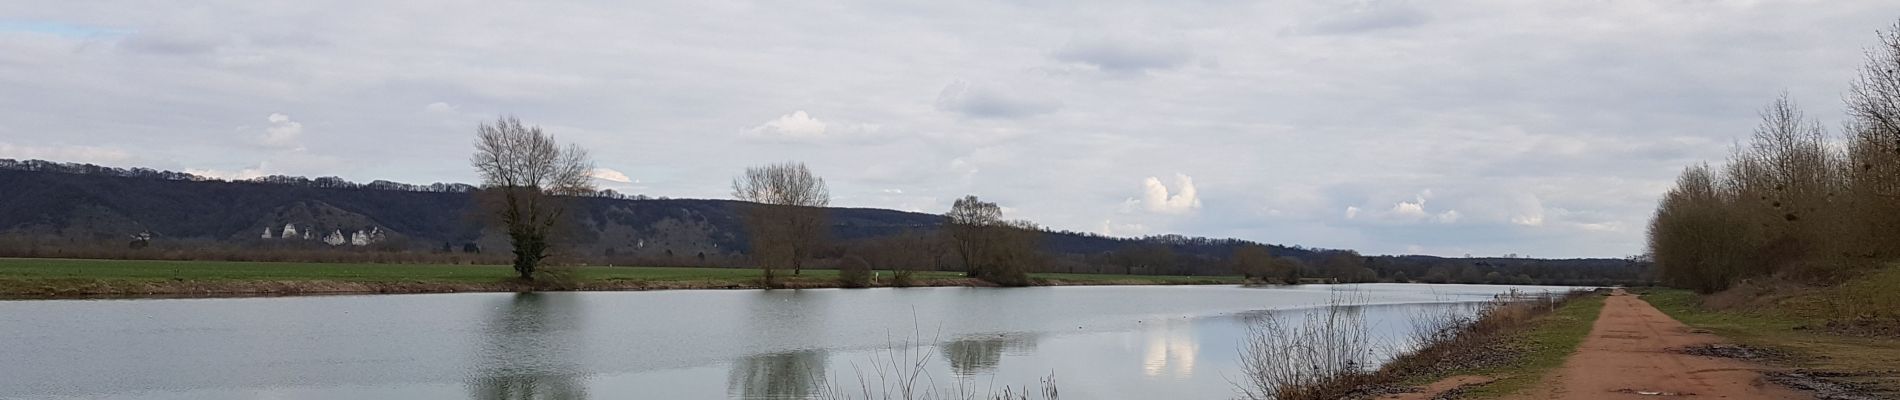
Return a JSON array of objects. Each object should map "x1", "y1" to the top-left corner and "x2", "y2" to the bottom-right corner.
[
  {"x1": 255, "y1": 113, "x2": 304, "y2": 150},
  {"x1": 423, "y1": 102, "x2": 456, "y2": 113},
  {"x1": 1137, "y1": 174, "x2": 1202, "y2": 214},
  {"x1": 1510, "y1": 193, "x2": 1547, "y2": 227},
  {"x1": 186, "y1": 163, "x2": 272, "y2": 180},
  {"x1": 590, "y1": 167, "x2": 633, "y2": 183},
  {"x1": 1099, "y1": 219, "x2": 1149, "y2": 236},
  {"x1": 745, "y1": 110, "x2": 877, "y2": 141},
  {"x1": 1345, "y1": 206, "x2": 1361, "y2": 219},
  {"x1": 1390, "y1": 196, "x2": 1428, "y2": 218}
]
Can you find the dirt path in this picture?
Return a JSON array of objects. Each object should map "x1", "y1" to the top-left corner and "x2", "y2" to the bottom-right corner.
[{"x1": 1507, "y1": 289, "x2": 1807, "y2": 399}]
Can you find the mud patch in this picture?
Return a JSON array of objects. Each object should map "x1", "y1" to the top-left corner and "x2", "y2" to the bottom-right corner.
[
  {"x1": 1613, "y1": 388, "x2": 1694, "y2": 396},
  {"x1": 1671, "y1": 343, "x2": 1789, "y2": 362},
  {"x1": 1764, "y1": 371, "x2": 1884, "y2": 400}
]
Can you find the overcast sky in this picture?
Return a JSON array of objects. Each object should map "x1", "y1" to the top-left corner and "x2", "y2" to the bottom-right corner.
[{"x1": 4, "y1": 1, "x2": 1898, "y2": 258}]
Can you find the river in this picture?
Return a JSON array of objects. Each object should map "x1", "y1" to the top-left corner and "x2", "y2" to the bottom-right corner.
[{"x1": 0, "y1": 284, "x2": 1570, "y2": 399}]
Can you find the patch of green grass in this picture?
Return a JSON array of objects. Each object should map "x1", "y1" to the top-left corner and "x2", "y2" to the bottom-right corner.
[
  {"x1": 1034, "y1": 271, "x2": 1240, "y2": 284},
  {"x1": 1645, "y1": 287, "x2": 1900, "y2": 393},
  {"x1": 0, "y1": 257, "x2": 1227, "y2": 288},
  {"x1": 1454, "y1": 294, "x2": 1606, "y2": 398}
]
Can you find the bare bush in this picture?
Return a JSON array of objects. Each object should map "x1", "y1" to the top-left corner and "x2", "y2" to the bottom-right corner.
[{"x1": 1234, "y1": 294, "x2": 1376, "y2": 400}]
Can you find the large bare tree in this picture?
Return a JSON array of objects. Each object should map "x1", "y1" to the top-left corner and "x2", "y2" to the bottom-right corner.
[
  {"x1": 470, "y1": 116, "x2": 595, "y2": 281},
  {"x1": 945, "y1": 195, "x2": 1039, "y2": 286},
  {"x1": 732, "y1": 162, "x2": 830, "y2": 285}
]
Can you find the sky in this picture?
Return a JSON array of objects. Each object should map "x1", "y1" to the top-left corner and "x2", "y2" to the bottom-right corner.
[{"x1": 3, "y1": 1, "x2": 1898, "y2": 259}]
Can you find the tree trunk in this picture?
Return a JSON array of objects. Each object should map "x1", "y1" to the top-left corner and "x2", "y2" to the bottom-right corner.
[{"x1": 513, "y1": 251, "x2": 535, "y2": 280}]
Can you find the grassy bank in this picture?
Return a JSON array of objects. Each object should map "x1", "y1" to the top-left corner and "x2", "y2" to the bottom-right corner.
[
  {"x1": 0, "y1": 258, "x2": 1242, "y2": 299},
  {"x1": 1430, "y1": 292, "x2": 1604, "y2": 398},
  {"x1": 1236, "y1": 290, "x2": 1605, "y2": 400},
  {"x1": 1362, "y1": 291, "x2": 1605, "y2": 399},
  {"x1": 1644, "y1": 286, "x2": 1900, "y2": 394}
]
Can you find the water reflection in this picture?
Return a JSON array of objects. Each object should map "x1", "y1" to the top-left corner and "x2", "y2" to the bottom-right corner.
[
  {"x1": 468, "y1": 293, "x2": 589, "y2": 400},
  {"x1": 726, "y1": 350, "x2": 829, "y2": 399},
  {"x1": 1140, "y1": 319, "x2": 1199, "y2": 378},
  {"x1": 941, "y1": 333, "x2": 1037, "y2": 377},
  {"x1": 726, "y1": 290, "x2": 833, "y2": 399}
]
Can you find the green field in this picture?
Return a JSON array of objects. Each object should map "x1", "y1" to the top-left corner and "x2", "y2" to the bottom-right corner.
[{"x1": 0, "y1": 258, "x2": 1241, "y2": 297}]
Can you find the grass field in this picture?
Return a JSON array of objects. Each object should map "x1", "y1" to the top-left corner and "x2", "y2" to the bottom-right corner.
[
  {"x1": 0, "y1": 258, "x2": 1242, "y2": 298},
  {"x1": 1644, "y1": 287, "x2": 1900, "y2": 393}
]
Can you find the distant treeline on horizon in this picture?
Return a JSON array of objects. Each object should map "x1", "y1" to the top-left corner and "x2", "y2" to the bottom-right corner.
[{"x1": 0, "y1": 158, "x2": 1650, "y2": 286}]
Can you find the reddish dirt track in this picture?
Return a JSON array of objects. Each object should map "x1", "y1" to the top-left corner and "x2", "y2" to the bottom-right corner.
[{"x1": 1507, "y1": 289, "x2": 1807, "y2": 399}]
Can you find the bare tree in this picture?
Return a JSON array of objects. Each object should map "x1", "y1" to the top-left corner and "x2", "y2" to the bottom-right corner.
[
  {"x1": 470, "y1": 116, "x2": 595, "y2": 281},
  {"x1": 1231, "y1": 244, "x2": 1274, "y2": 281},
  {"x1": 946, "y1": 195, "x2": 1002, "y2": 277},
  {"x1": 732, "y1": 162, "x2": 830, "y2": 285}
]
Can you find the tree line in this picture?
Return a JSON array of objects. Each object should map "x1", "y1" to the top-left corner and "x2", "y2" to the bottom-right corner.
[
  {"x1": 468, "y1": 116, "x2": 1649, "y2": 287},
  {"x1": 1649, "y1": 22, "x2": 1900, "y2": 293}
]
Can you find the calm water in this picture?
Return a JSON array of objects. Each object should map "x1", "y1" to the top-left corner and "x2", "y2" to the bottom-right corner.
[{"x1": 0, "y1": 284, "x2": 1569, "y2": 399}]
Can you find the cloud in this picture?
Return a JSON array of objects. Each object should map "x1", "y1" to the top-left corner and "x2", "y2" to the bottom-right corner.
[
  {"x1": 1099, "y1": 219, "x2": 1149, "y2": 236},
  {"x1": 1509, "y1": 194, "x2": 1547, "y2": 227},
  {"x1": 590, "y1": 167, "x2": 633, "y2": 183},
  {"x1": 934, "y1": 80, "x2": 1060, "y2": 119},
  {"x1": 745, "y1": 110, "x2": 877, "y2": 141},
  {"x1": 185, "y1": 163, "x2": 273, "y2": 181},
  {"x1": 1052, "y1": 35, "x2": 1194, "y2": 74},
  {"x1": 1137, "y1": 174, "x2": 1202, "y2": 214},
  {"x1": 1297, "y1": 1, "x2": 1430, "y2": 35},
  {"x1": 5, "y1": 1, "x2": 1899, "y2": 258},
  {"x1": 0, "y1": 142, "x2": 135, "y2": 164},
  {"x1": 255, "y1": 113, "x2": 304, "y2": 150}
]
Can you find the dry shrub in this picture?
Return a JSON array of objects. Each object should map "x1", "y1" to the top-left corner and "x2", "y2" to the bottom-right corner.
[
  {"x1": 839, "y1": 259, "x2": 872, "y2": 288},
  {"x1": 890, "y1": 270, "x2": 917, "y2": 288},
  {"x1": 1240, "y1": 290, "x2": 1589, "y2": 400},
  {"x1": 1234, "y1": 294, "x2": 1377, "y2": 400}
]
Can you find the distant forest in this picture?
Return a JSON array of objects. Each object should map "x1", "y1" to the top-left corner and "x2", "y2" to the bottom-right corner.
[{"x1": 0, "y1": 158, "x2": 1650, "y2": 286}]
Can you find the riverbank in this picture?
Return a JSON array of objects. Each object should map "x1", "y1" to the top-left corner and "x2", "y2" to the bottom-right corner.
[
  {"x1": 1366, "y1": 289, "x2": 1604, "y2": 399},
  {"x1": 1381, "y1": 285, "x2": 1900, "y2": 399},
  {"x1": 0, "y1": 258, "x2": 1242, "y2": 299}
]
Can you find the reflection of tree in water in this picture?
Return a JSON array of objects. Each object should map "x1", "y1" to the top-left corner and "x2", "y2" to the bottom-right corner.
[
  {"x1": 941, "y1": 334, "x2": 1037, "y2": 377},
  {"x1": 468, "y1": 293, "x2": 588, "y2": 400},
  {"x1": 727, "y1": 350, "x2": 828, "y2": 399}
]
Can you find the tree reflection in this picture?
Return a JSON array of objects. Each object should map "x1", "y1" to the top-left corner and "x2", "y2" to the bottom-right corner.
[
  {"x1": 727, "y1": 350, "x2": 828, "y2": 399},
  {"x1": 941, "y1": 334, "x2": 1036, "y2": 377},
  {"x1": 468, "y1": 293, "x2": 588, "y2": 400}
]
